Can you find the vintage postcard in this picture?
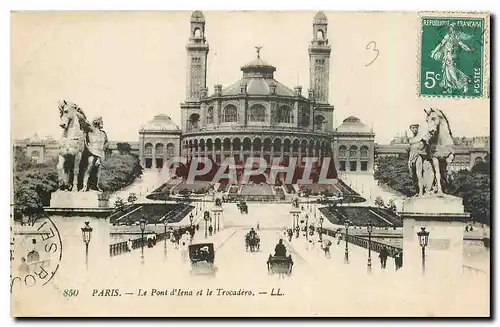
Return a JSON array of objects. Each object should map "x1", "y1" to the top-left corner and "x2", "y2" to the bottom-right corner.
[{"x1": 10, "y1": 11, "x2": 490, "y2": 317}]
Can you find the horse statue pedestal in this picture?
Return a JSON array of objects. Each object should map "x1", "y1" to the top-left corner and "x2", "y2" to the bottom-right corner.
[
  {"x1": 50, "y1": 191, "x2": 110, "y2": 209},
  {"x1": 399, "y1": 195, "x2": 469, "y2": 280}
]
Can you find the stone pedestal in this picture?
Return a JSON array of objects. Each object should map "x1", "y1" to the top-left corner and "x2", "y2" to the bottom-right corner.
[
  {"x1": 50, "y1": 191, "x2": 110, "y2": 209},
  {"x1": 400, "y1": 195, "x2": 469, "y2": 278}
]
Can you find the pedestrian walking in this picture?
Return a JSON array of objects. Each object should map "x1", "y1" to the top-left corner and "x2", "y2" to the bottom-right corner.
[
  {"x1": 379, "y1": 246, "x2": 389, "y2": 269},
  {"x1": 127, "y1": 239, "x2": 133, "y2": 252}
]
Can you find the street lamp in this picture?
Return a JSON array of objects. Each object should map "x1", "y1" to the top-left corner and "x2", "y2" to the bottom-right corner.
[
  {"x1": 81, "y1": 221, "x2": 93, "y2": 269},
  {"x1": 319, "y1": 217, "x2": 324, "y2": 241},
  {"x1": 305, "y1": 214, "x2": 309, "y2": 240},
  {"x1": 163, "y1": 218, "x2": 169, "y2": 259},
  {"x1": 139, "y1": 217, "x2": 147, "y2": 265},
  {"x1": 213, "y1": 213, "x2": 217, "y2": 234},
  {"x1": 367, "y1": 222, "x2": 373, "y2": 273},
  {"x1": 204, "y1": 211, "x2": 209, "y2": 238},
  {"x1": 344, "y1": 220, "x2": 350, "y2": 264},
  {"x1": 417, "y1": 227, "x2": 430, "y2": 274},
  {"x1": 217, "y1": 213, "x2": 220, "y2": 232}
]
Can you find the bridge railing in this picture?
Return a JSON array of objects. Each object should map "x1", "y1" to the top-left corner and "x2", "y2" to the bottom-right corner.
[
  {"x1": 319, "y1": 227, "x2": 402, "y2": 258},
  {"x1": 109, "y1": 226, "x2": 193, "y2": 257}
]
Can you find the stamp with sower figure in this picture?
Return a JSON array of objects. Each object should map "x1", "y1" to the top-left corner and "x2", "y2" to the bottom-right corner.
[{"x1": 419, "y1": 14, "x2": 488, "y2": 98}]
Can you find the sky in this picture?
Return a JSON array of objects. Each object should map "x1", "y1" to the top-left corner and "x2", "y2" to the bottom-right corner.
[{"x1": 11, "y1": 11, "x2": 490, "y2": 144}]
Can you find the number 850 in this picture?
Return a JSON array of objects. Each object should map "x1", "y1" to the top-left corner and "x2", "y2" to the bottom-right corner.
[{"x1": 424, "y1": 71, "x2": 441, "y2": 88}]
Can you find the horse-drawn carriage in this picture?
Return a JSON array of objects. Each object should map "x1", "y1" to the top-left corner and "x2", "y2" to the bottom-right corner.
[
  {"x1": 237, "y1": 201, "x2": 248, "y2": 214},
  {"x1": 188, "y1": 243, "x2": 217, "y2": 276},
  {"x1": 267, "y1": 255, "x2": 293, "y2": 277},
  {"x1": 245, "y1": 232, "x2": 260, "y2": 252}
]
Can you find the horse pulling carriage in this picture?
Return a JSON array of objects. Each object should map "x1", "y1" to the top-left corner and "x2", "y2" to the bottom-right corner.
[
  {"x1": 245, "y1": 233, "x2": 260, "y2": 252},
  {"x1": 267, "y1": 255, "x2": 293, "y2": 277},
  {"x1": 188, "y1": 243, "x2": 217, "y2": 276}
]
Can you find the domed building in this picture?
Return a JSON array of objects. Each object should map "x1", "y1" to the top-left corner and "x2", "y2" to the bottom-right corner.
[
  {"x1": 138, "y1": 114, "x2": 182, "y2": 169},
  {"x1": 180, "y1": 11, "x2": 335, "y2": 166}
]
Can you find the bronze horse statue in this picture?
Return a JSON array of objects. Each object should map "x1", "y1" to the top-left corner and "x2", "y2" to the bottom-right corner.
[
  {"x1": 424, "y1": 107, "x2": 455, "y2": 196},
  {"x1": 57, "y1": 100, "x2": 88, "y2": 191}
]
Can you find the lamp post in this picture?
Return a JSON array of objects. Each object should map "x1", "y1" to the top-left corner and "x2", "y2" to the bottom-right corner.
[
  {"x1": 217, "y1": 213, "x2": 220, "y2": 232},
  {"x1": 204, "y1": 211, "x2": 209, "y2": 238},
  {"x1": 139, "y1": 217, "x2": 147, "y2": 265},
  {"x1": 305, "y1": 214, "x2": 309, "y2": 241},
  {"x1": 367, "y1": 222, "x2": 373, "y2": 273},
  {"x1": 319, "y1": 217, "x2": 324, "y2": 241},
  {"x1": 81, "y1": 221, "x2": 93, "y2": 269},
  {"x1": 163, "y1": 218, "x2": 168, "y2": 259},
  {"x1": 417, "y1": 227, "x2": 430, "y2": 275},
  {"x1": 213, "y1": 213, "x2": 217, "y2": 234},
  {"x1": 344, "y1": 220, "x2": 350, "y2": 264}
]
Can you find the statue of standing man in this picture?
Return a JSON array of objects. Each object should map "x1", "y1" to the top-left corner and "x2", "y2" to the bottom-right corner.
[
  {"x1": 408, "y1": 123, "x2": 431, "y2": 197},
  {"x1": 81, "y1": 116, "x2": 108, "y2": 191}
]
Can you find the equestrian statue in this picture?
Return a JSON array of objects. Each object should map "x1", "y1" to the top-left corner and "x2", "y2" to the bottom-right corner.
[
  {"x1": 57, "y1": 100, "x2": 108, "y2": 192},
  {"x1": 408, "y1": 107, "x2": 455, "y2": 197}
]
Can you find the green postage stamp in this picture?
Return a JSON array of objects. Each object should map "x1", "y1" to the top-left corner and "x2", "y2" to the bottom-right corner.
[{"x1": 419, "y1": 14, "x2": 488, "y2": 97}]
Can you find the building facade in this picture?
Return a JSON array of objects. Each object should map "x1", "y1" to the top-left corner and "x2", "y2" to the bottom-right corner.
[
  {"x1": 179, "y1": 11, "x2": 334, "y2": 166},
  {"x1": 333, "y1": 116, "x2": 375, "y2": 172}
]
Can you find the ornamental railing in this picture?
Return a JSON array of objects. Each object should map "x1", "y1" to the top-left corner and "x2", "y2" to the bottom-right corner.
[{"x1": 319, "y1": 227, "x2": 402, "y2": 258}]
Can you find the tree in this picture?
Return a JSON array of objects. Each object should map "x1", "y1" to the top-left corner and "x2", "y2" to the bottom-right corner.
[
  {"x1": 99, "y1": 153, "x2": 143, "y2": 192},
  {"x1": 114, "y1": 197, "x2": 125, "y2": 211},
  {"x1": 13, "y1": 148, "x2": 59, "y2": 222},
  {"x1": 374, "y1": 196, "x2": 385, "y2": 207},
  {"x1": 127, "y1": 192, "x2": 138, "y2": 204},
  {"x1": 116, "y1": 142, "x2": 132, "y2": 155}
]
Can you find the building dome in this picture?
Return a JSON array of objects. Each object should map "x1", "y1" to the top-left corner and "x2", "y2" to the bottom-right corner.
[
  {"x1": 336, "y1": 116, "x2": 372, "y2": 133},
  {"x1": 220, "y1": 53, "x2": 294, "y2": 97},
  {"x1": 191, "y1": 11, "x2": 205, "y2": 22},
  {"x1": 141, "y1": 114, "x2": 180, "y2": 132},
  {"x1": 29, "y1": 133, "x2": 43, "y2": 144},
  {"x1": 314, "y1": 11, "x2": 328, "y2": 24}
]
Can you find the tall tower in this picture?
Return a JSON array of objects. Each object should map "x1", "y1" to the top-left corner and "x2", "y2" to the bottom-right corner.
[
  {"x1": 308, "y1": 11, "x2": 331, "y2": 104},
  {"x1": 185, "y1": 11, "x2": 209, "y2": 102}
]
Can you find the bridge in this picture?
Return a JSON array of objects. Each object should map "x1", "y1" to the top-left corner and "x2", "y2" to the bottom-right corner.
[{"x1": 106, "y1": 197, "x2": 489, "y2": 316}]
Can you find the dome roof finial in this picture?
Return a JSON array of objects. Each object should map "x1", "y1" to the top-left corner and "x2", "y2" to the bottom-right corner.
[
  {"x1": 314, "y1": 11, "x2": 328, "y2": 24},
  {"x1": 255, "y1": 45, "x2": 263, "y2": 59},
  {"x1": 191, "y1": 11, "x2": 205, "y2": 22}
]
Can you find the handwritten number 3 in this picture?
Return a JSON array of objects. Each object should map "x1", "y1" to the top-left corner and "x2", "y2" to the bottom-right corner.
[{"x1": 365, "y1": 41, "x2": 379, "y2": 67}]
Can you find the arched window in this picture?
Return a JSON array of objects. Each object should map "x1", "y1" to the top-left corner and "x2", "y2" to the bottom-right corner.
[
  {"x1": 155, "y1": 143, "x2": 164, "y2": 157},
  {"x1": 31, "y1": 150, "x2": 40, "y2": 163},
  {"x1": 166, "y1": 143, "x2": 175, "y2": 157},
  {"x1": 249, "y1": 104, "x2": 266, "y2": 122},
  {"x1": 360, "y1": 146, "x2": 369, "y2": 158},
  {"x1": 339, "y1": 146, "x2": 347, "y2": 158},
  {"x1": 193, "y1": 28, "x2": 202, "y2": 38},
  {"x1": 144, "y1": 143, "x2": 153, "y2": 157},
  {"x1": 349, "y1": 145, "x2": 358, "y2": 158},
  {"x1": 206, "y1": 107, "x2": 214, "y2": 124},
  {"x1": 278, "y1": 105, "x2": 292, "y2": 123},
  {"x1": 314, "y1": 115, "x2": 326, "y2": 131},
  {"x1": 301, "y1": 106, "x2": 310, "y2": 127},
  {"x1": 222, "y1": 105, "x2": 237, "y2": 123},
  {"x1": 189, "y1": 113, "x2": 200, "y2": 131},
  {"x1": 316, "y1": 29, "x2": 324, "y2": 40},
  {"x1": 474, "y1": 157, "x2": 484, "y2": 164}
]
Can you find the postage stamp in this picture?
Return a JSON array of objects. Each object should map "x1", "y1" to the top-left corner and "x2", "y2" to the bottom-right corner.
[{"x1": 419, "y1": 15, "x2": 487, "y2": 98}]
